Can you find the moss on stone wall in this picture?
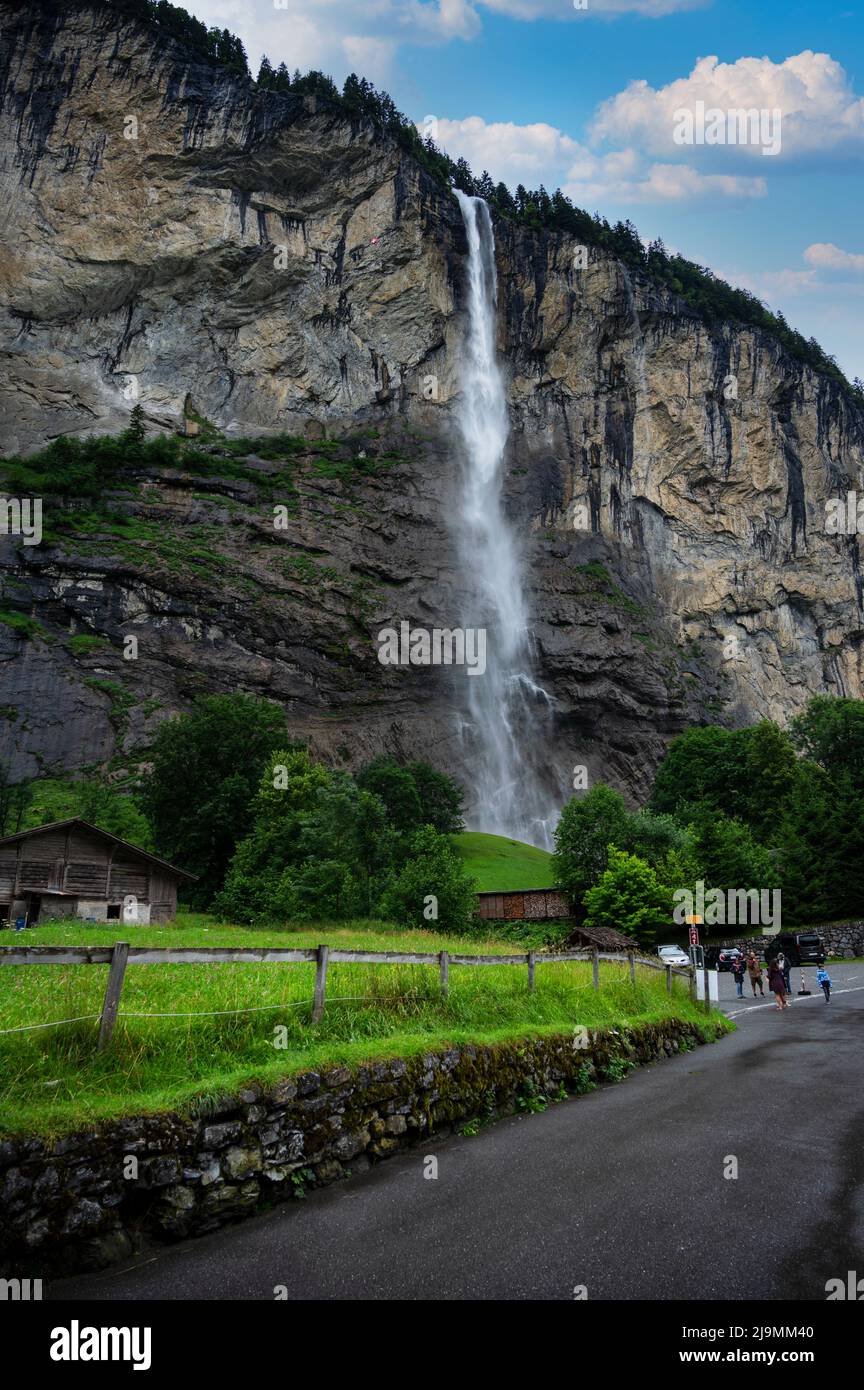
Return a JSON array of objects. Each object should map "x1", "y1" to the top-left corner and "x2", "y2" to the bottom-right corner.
[{"x1": 0, "y1": 1017, "x2": 727, "y2": 1279}]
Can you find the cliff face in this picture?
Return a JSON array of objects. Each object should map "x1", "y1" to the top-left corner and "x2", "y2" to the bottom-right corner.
[{"x1": 1, "y1": 2, "x2": 863, "y2": 815}]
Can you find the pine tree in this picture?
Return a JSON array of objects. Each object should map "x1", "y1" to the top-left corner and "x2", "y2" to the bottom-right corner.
[{"x1": 127, "y1": 402, "x2": 146, "y2": 443}]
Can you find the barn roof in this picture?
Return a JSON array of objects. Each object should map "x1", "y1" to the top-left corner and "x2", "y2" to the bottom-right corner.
[
  {"x1": 558, "y1": 922, "x2": 643, "y2": 954},
  {"x1": 0, "y1": 819, "x2": 197, "y2": 880}
]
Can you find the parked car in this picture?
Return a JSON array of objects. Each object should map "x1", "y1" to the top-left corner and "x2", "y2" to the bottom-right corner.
[
  {"x1": 762, "y1": 932, "x2": 826, "y2": 965},
  {"x1": 704, "y1": 947, "x2": 743, "y2": 973},
  {"x1": 658, "y1": 944, "x2": 690, "y2": 967}
]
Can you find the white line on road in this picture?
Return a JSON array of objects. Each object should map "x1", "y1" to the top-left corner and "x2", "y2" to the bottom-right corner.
[{"x1": 725, "y1": 985, "x2": 864, "y2": 1019}]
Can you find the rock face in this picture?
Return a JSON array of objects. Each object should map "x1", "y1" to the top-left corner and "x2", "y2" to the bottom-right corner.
[{"x1": 1, "y1": 1, "x2": 863, "y2": 816}]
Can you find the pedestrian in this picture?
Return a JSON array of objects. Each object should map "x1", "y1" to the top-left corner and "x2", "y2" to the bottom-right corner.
[
  {"x1": 746, "y1": 951, "x2": 764, "y2": 997},
  {"x1": 732, "y1": 955, "x2": 746, "y2": 998},
  {"x1": 778, "y1": 951, "x2": 792, "y2": 999},
  {"x1": 767, "y1": 957, "x2": 788, "y2": 1010},
  {"x1": 816, "y1": 965, "x2": 832, "y2": 1002}
]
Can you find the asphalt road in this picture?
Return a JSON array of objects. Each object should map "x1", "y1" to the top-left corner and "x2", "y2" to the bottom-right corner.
[{"x1": 52, "y1": 961, "x2": 864, "y2": 1302}]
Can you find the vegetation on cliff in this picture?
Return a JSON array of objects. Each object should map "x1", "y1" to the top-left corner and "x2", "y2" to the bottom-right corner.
[{"x1": 60, "y1": 0, "x2": 862, "y2": 406}]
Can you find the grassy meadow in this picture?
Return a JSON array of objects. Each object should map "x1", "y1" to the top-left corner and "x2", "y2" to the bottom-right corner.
[
  {"x1": 0, "y1": 913, "x2": 724, "y2": 1137},
  {"x1": 452, "y1": 831, "x2": 554, "y2": 891}
]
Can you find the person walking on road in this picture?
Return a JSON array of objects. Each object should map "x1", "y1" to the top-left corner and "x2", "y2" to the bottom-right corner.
[
  {"x1": 746, "y1": 951, "x2": 764, "y2": 997},
  {"x1": 768, "y1": 957, "x2": 788, "y2": 1010},
  {"x1": 732, "y1": 955, "x2": 746, "y2": 998},
  {"x1": 816, "y1": 965, "x2": 832, "y2": 1002},
  {"x1": 778, "y1": 952, "x2": 792, "y2": 1000}
]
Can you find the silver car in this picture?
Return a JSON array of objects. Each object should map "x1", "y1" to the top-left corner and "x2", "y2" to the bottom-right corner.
[{"x1": 658, "y1": 944, "x2": 690, "y2": 967}]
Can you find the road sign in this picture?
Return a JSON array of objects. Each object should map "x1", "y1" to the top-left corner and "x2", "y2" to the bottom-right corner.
[{"x1": 688, "y1": 925, "x2": 699, "y2": 946}]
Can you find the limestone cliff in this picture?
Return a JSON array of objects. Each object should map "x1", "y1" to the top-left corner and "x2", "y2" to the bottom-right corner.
[{"x1": 1, "y1": 1, "x2": 863, "y2": 817}]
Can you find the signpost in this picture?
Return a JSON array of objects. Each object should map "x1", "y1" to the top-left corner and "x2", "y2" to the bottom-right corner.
[
  {"x1": 687, "y1": 915, "x2": 713, "y2": 1008},
  {"x1": 687, "y1": 915, "x2": 704, "y2": 972}
]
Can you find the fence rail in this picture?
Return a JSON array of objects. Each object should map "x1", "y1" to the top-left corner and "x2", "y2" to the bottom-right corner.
[{"x1": 0, "y1": 944, "x2": 696, "y2": 1049}]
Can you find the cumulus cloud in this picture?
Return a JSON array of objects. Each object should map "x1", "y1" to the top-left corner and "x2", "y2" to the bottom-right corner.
[
  {"x1": 432, "y1": 116, "x2": 583, "y2": 185},
  {"x1": 563, "y1": 158, "x2": 765, "y2": 203},
  {"x1": 592, "y1": 52, "x2": 864, "y2": 163},
  {"x1": 432, "y1": 115, "x2": 766, "y2": 202},
  {"x1": 804, "y1": 242, "x2": 864, "y2": 274},
  {"x1": 720, "y1": 245, "x2": 864, "y2": 302},
  {"x1": 482, "y1": 0, "x2": 705, "y2": 16},
  {"x1": 184, "y1": 0, "x2": 481, "y2": 78}
]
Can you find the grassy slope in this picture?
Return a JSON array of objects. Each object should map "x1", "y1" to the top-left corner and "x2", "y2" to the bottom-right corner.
[
  {"x1": 0, "y1": 915, "x2": 725, "y2": 1136},
  {"x1": 453, "y1": 831, "x2": 554, "y2": 891}
]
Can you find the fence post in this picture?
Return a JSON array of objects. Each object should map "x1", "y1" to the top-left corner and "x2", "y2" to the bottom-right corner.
[
  {"x1": 592, "y1": 948, "x2": 599, "y2": 991},
  {"x1": 666, "y1": 964, "x2": 672, "y2": 994},
  {"x1": 703, "y1": 965, "x2": 711, "y2": 1015},
  {"x1": 439, "y1": 950, "x2": 449, "y2": 999},
  {"x1": 312, "y1": 944, "x2": 329, "y2": 1023},
  {"x1": 527, "y1": 951, "x2": 536, "y2": 993},
  {"x1": 628, "y1": 952, "x2": 636, "y2": 985},
  {"x1": 689, "y1": 966, "x2": 697, "y2": 1004},
  {"x1": 97, "y1": 941, "x2": 129, "y2": 1051}
]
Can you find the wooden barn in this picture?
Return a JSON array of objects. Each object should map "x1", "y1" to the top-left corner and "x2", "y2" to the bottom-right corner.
[{"x1": 0, "y1": 819, "x2": 195, "y2": 926}]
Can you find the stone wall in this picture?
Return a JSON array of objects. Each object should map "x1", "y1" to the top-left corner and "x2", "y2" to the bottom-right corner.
[
  {"x1": 0, "y1": 1019, "x2": 723, "y2": 1278},
  {"x1": 718, "y1": 922, "x2": 864, "y2": 959}
]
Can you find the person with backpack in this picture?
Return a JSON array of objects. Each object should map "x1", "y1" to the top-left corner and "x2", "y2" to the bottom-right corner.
[{"x1": 816, "y1": 965, "x2": 832, "y2": 1002}]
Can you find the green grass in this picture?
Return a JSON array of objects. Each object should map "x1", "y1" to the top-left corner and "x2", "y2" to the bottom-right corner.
[
  {"x1": 453, "y1": 831, "x2": 554, "y2": 891},
  {"x1": 0, "y1": 914, "x2": 724, "y2": 1137},
  {"x1": 0, "y1": 610, "x2": 47, "y2": 640},
  {"x1": 66, "y1": 634, "x2": 110, "y2": 657}
]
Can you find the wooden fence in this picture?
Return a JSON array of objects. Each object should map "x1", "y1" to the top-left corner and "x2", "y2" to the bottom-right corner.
[{"x1": 0, "y1": 944, "x2": 697, "y2": 1050}]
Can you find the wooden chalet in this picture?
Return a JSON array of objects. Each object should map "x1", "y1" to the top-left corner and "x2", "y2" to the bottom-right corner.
[{"x1": 0, "y1": 819, "x2": 195, "y2": 926}]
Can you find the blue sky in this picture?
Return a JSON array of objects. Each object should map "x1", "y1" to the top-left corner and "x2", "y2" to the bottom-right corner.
[{"x1": 189, "y1": 2, "x2": 864, "y2": 380}]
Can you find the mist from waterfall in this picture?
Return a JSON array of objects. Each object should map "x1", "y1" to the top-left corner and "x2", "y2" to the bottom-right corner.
[{"x1": 452, "y1": 190, "x2": 559, "y2": 851}]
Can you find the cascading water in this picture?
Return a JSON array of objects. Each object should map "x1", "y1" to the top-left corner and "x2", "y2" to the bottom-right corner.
[{"x1": 452, "y1": 191, "x2": 559, "y2": 850}]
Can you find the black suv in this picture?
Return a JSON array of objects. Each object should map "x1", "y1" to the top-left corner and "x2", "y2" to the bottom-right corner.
[
  {"x1": 704, "y1": 947, "x2": 743, "y2": 973},
  {"x1": 762, "y1": 932, "x2": 826, "y2": 965}
]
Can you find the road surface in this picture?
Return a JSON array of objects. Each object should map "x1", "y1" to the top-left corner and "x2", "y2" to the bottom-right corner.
[{"x1": 52, "y1": 962, "x2": 864, "y2": 1301}]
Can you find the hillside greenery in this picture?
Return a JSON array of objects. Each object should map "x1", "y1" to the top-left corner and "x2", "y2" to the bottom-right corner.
[
  {"x1": 452, "y1": 832, "x2": 553, "y2": 892},
  {"x1": 553, "y1": 695, "x2": 864, "y2": 942}
]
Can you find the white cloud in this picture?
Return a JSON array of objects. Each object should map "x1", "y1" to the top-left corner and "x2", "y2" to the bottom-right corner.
[
  {"x1": 714, "y1": 248, "x2": 864, "y2": 379},
  {"x1": 591, "y1": 52, "x2": 864, "y2": 164},
  {"x1": 432, "y1": 115, "x2": 766, "y2": 202},
  {"x1": 481, "y1": 0, "x2": 705, "y2": 16},
  {"x1": 564, "y1": 158, "x2": 766, "y2": 203},
  {"x1": 341, "y1": 35, "x2": 399, "y2": 83},
  {"x1": 184, "y1": 0, "x2": 481, "y2": 78},
  {"x1": 803, "y1": 242, "x2": 864, "y2": 274},
  {"x1": 432, "y1": 116, "x2": 582, "y2": 184}
]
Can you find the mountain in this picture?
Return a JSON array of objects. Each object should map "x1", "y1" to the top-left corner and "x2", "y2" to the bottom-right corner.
[{"x1": 1, "y1": 0, "x2": 863, "y2": 820}]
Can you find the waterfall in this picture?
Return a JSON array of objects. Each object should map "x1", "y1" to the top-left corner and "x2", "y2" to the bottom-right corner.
[{"x1": 452, "y1": 190, "x2": 558, "y2": 851}]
